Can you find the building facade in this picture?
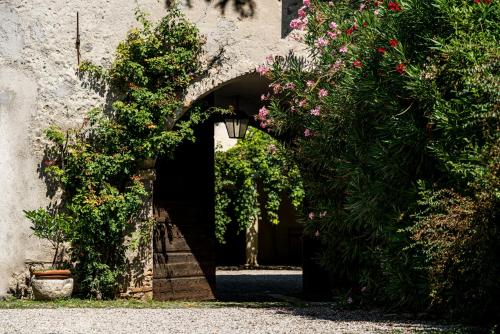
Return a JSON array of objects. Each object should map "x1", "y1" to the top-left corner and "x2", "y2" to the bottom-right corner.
[{"x1": 0, "y1": 0, "x2": 306, "y2": 298}]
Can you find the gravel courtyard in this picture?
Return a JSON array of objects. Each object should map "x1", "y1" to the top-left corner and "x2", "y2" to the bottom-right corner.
[
  {"x1": 0, "y1": 270, "x2": 457, "y2": 333},
  {"x1": 0, "y1": 307, "x2": 454, "y2": 334}
]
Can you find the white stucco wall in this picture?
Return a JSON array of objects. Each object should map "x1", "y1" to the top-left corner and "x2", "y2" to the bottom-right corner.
[{"x1": 0, "y1": 0, "x2": 305, "y2": 294}]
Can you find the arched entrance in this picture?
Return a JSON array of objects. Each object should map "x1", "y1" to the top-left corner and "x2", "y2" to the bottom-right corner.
[{"x1": 151, "y1": 73, "x2": 321, "y2": 301}]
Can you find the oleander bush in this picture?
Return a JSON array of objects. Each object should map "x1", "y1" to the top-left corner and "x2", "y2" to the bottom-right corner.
[{"x1": 258, "y1": 0, "x2": 499, "y2": 322}]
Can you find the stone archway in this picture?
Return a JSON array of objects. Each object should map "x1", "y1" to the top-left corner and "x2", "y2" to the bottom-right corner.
[
  {"x1": 151, "y1": 72, "x2": 276, "y2": 301},
  {"x1": 123, "y1": 71, "x2": 326, "y2": 301}
]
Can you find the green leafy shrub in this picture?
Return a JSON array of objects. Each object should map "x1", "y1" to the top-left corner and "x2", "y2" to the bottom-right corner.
[
  {"x1": 215, "y1": 127, "x2": 304, "y2": 243},
  {"x1": 257, "y1": 0, "x2": 499, "y2": 321},
  {"x1": 25, "y1": 9, "x2": 210, "y2": 299},
  {"x1": 411, "y1": 187, "x2": 499, "y2": 322}
]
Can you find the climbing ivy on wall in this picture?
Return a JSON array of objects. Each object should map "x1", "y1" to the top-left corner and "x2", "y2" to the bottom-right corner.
[
  {"x1": 25, "y1": 9, "x2": 214, "y2": 299},
  {"x1": 215, "y1": 127, "x2": 304, "y2": 244}
]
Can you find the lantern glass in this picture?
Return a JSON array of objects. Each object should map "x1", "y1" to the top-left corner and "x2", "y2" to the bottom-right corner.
[{"x1": 224, "y1": 118, "x2": 249, "y2": 139}]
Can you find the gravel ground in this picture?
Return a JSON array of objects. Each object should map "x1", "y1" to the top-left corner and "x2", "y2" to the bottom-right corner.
[
  {"x1": 0, "y1": 270, "x2": 456, "y2": 333},
  {"x1": 0, "y1": 307, "x2": 453, "y2": 334}
]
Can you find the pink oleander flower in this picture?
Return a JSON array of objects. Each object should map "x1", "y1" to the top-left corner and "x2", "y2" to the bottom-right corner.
[
  {"x1": 330, "y1": 60, "x2": 343, "y2": 73},
  {"x1": 298, "y1": 6, "x2": 307, "y2": 18},
  {"x1": 329, "y1": 22, "x2": 338, "y2": 30},
  {"x1": 304, "y1": 128, "x2": 312, "y2": 137},
  {"x1": 310, "y1": 106, "x2": 321, "y2": 116},
  {"x1": 339, "y1": 45, "x2": 348, "y2": 53},
  {"x1": 327, "y1": 31, "x2": 338, "y2": 40},
  {"x1": 285, "y1": 82, "x2": 296, "y2": 90},
  {"x1": 303, "y1": 0, "x2": 310, "y2": 7},
  {"x1": 315, "y1": 37, "x2": 329, "y2": 48},
  {"x1": 298, "y1": 99, "x2": 307, "y2": 107},
  {"x1": 257, "y1": 106, "x2": 269, "y2": 121},
  {"x1": 306, "y1": 80, "x2": 315, "y2": 87},
  {"x1": 256, "y1": 65, "x2": 269, "y2": 76},
  {"x1": 261, "y1": 93, "x2": 269, "y2": 101},
  {"x1": 271, "y1": 83, "x2": 282, "y2": 94},
  {"x1": 260, "y1": 119, "x2": 272, "y2": 129},
  {"x1": 374, "y1": 9, "x2": 380, "y2": 16},
  {"x1": 318, "y1": 89, "x2": 328, "y2": 98},
  {"x1": 266, "y1": 54, "x2": 274, "y2": 63},
  {"x1": 359, "y1": 3, "x2": 366, "y2": 11},
  {"x1": 308, "y1": 212, "x2": 315, "y2": 219},
  {"x1": 290, "y1": 16, "x2": 308, "y2": 30}
]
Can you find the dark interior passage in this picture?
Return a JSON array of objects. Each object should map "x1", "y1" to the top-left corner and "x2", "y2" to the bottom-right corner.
[{"x1": 153, "y1": 121, "x2": 216, "y2": 301}]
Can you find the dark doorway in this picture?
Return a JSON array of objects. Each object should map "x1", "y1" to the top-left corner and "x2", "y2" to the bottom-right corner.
[{"x1": 152, "y1": 120, "x2": 216, "y2": 301}]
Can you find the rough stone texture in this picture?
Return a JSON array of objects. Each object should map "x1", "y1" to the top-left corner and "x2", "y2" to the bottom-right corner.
[
  {"x1": 120, "y1": 168, "x2": 156, "y2": 300},
  {"x1": 31, "y1": 278, "x2": 74, "y2": 300},
  {"x1": 0, "y1": 0, "x2": 305, "y2": 294}
]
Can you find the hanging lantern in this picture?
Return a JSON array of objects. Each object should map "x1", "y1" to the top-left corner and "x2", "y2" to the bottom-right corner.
[{"x1": 224, "y1": 117, "x2": 249, "y2": 139}]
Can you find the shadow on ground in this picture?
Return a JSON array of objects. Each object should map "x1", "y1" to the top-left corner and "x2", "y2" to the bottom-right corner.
[{"x1": 215, "y1": 269, "x2": 302, "y2": 302}]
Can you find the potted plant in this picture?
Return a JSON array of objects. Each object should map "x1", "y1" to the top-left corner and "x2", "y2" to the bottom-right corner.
[{"x1": 24, "y1": 209, "x2": 74, "y2": 300}]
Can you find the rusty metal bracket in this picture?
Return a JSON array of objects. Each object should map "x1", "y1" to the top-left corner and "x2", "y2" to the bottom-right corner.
[{"x1": 76, "y1": 11, "x2": 81, "y2": 67}]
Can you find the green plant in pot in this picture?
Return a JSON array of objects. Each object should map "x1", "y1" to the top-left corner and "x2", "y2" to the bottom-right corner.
[{"x1": 24, "y1": 209, "x2": 74, "y2": 300}]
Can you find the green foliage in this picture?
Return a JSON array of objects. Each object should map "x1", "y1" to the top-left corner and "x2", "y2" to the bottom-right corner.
[
  {"x1": 214, "y1": 127, "x2": 304, "y2": 243},
  {"x1": 25, "y1": 9, "x2": 209, "y2": 299},
  {"x1": 259, "y1": 0, "x2": 499, "y2": 322},
  {"x1": 410, "y1": 187, "x2": 499, "y2": 322},
  {"x1": 24, "y1": 209, "x2": 72, "y2": 268}
]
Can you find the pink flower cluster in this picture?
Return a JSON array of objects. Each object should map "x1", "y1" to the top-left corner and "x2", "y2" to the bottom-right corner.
[
  {"x1": 256, "y1": 64, "x2": 269, "y2": 76},
  {"x1": 290, "y1": 0, "x2": 310, "y2": 31},
  {"x1": 318, "y1": 89, "x2": 328, "y2": 98},
  {"x1": 290, "y1": 17, "x2": 308, "y2": 30},
  {"x1": 330, "y1": 59, "x2": 344, "y2": 73},
  {"x1": 310, "y1": 106, "x2": 321, "y2": 116},
  {"x1": 270, "y1": 82, "x2": 282, "y2": 94},
  {"x1": 256, "y1": 106, "x2": 272, "y2": 129},
  {"x1": 326, "y1": 22, "x2": 341, "y2": 40},
  {"x1": 315, "y1": 37, "x2": 329, "y2": 48}
]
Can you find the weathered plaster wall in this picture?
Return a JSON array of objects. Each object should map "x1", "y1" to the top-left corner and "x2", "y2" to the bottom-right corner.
[
  {"x1": 182, "y1": 0, "x2": 306, "y2": 104},
  {"x1": 0, "y1": 0, "x2": 305, "y2": 296}
]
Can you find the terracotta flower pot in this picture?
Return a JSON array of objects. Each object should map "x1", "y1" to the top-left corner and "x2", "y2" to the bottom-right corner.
[{"x1": 31, "y1": 270, "x2": 73, "y2": 300}]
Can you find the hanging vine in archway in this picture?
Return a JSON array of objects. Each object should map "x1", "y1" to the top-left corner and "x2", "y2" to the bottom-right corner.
[
  {"x1": 215, "y1": 127, "x2": 304, "y2": 244},
  {"x1": 25, "y1": 9, "x2": 217, "y2": 299}
]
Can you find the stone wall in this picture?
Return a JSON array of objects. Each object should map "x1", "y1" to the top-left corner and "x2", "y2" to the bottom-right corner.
[{"x1": 0, "y1": 0, "x2": 305, "y2": 297}]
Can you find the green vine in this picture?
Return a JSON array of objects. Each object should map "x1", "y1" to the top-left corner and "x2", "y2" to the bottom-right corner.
[
  {"x1": 215, "y1": 127, "x2": 304, "y2": 244},
  {"x1": 25, "y1": 9, "x2": 212, "y2": 299}
]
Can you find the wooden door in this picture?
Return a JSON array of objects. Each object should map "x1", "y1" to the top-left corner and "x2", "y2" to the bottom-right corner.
[{"x1": 152, "y1": 122, "x2": 215, "y2": 301}]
